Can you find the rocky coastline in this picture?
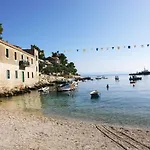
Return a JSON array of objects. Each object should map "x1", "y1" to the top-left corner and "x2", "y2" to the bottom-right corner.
[
  {"x1": 0, "y1": 74, "x2": 63, "y2": 98},
  {"x1": 0, "y1": 74, "x2": 84, "y2": 98}
]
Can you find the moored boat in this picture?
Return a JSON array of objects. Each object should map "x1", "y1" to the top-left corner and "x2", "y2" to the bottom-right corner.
[
  {"x1": 130, "y1": 81, "x2": 136, "y2": 84},
  {"x1": 90, "y1": 90, "x2": 100, "y2": 98},
  {"x1": 38, "y1": 87, "x2": 49, "y2": 93},
  {"x1": 115, "y1": 76, "x2": 119, "y2": 81},
  {"x1": 57, "y1": 83, "x2": 76, "y2": 92},
  {"x1": 129, "y1": 75, "x2": 142, "y2": 81},
  {"x1": 95, "y1": 76, "x2": 102, "y2": 80}
]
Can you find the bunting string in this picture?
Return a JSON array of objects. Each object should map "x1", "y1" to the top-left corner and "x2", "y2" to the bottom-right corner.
[{"x1": 63, "y1": 44, "x2": 150, "y2": 53}]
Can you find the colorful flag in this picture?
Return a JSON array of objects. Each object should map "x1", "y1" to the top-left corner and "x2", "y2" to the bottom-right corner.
[
  {"x1": 147, "y1": 44, "x2": 149, "y2": 47},
  {"x1": 101, "y1": 48, "x2": 103, "y2": 50},
  {"x1": 124, "y1": 46, "x2": 126, "y2": 48},
  {"x1": 83, "y1": 49, "x2": 86, "y2": 52},
  {"x1": 117, "y1": 46, "x2": 120, "y2": 50},
  {"x1": 141, "y1": 45, "x2": 144, "y2": 47},
  {"x1": 96, "y1": 48, "x2": 98, "y2": 51},
  {"x1": 134, "y1": 45, "x2": 136, "y2": 48},
  {"x1": 77, "y1": 49, "x2": 79, "y2": 52},
  {"x1": 112, "y1": 47, "x2": 114, "y2": 49},
  {"x1": 128, "y1": 46, "x2": 131, "y2": 49}
]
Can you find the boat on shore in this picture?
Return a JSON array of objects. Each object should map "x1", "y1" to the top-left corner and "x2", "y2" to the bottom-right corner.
[
  {"x1": 129, "y1": 75, "x2": 142, "y2": 81},
  {"x1": 129, "y1": 68, "x2": 150, "y2": 76}
]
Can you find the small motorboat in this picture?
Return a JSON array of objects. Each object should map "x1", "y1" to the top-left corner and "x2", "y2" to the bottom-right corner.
[
  {"x1": 72, "y1": 81, "x2": 78, "y2": 88},
  {"x1": 90, "y1": 90, "x2": 100, "y2": 98},
  {"x1": 130, "y1": 81, "x2": 136, "y2": 84},
  {"x1": 129, "y1": 75, "x2": 142, "y2": 81},
  {"x1": 102, "y1": 76, "x2": 108, "y2": 79},
  {"x1": 115, "y1": 76, "x2": 119, "y2": 81},
  {"x1": 95, "y1": 76, "x2": 102, "y2": 80},
  {"x1": 57, "y1": 83, "x2": 76, "y2": 92},
  {"x1": 38, "y1": 87, "x2": 49, "y2": 93}
]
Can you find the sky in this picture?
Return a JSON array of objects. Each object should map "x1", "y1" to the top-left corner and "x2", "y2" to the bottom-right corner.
[{"x1": 1, "y1": 0, "x2": 150, "y2": 74}]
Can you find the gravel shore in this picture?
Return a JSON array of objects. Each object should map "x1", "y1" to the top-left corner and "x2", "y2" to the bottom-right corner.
[{"x1": 0, "y1": 106, "x2": 150, "y2": 150}]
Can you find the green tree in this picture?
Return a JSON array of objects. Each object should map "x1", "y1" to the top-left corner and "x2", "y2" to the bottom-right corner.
[
  {"x1": 0, "y1": 23, "x2": 3, "y2": 39},
  {"x1": 32, "y1": 45, "x2": 45, "y2": 59},
  {"x1": 52, "y1": 51, "x2": 59, "y2": 57},
  {"x1": 59, "y1": 53, "x2": 68, "y2": 65}
]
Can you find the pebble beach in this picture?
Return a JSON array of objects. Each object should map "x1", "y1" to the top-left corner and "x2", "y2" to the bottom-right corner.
[{"x1": 0, "y1": 106, "x2": 150, "y2": 150}]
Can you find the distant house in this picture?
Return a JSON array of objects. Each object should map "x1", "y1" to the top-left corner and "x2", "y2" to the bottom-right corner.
[
  {"x1": 0, "y1": 40, "x2": 39, "y2": 91},
  {"x1": 46, "y1": 57, "x2": 60, "y2": 64}
]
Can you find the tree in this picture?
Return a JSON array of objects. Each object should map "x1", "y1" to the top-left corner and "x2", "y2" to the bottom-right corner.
[
  {"x1": 32, "y1": 45, "x2": 45, "y2": 59},
  {"x1": 0, "y1": 23, "x2": 3, "y2": 39},
  {"x1": 59, "y1": 53, "x2": 68, "y2": 65}
]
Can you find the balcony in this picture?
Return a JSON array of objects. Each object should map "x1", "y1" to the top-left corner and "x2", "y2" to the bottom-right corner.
[{"x1": 19, "y1": 60, "x2": 30, "y2": 67}]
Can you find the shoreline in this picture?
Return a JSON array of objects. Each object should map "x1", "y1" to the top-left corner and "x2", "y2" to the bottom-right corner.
[
  {"x1": 0, "y1": 107, "x2": 150, "y2": 150},
  {"x1": 0, "y1": 74, "x2": 84, "y2": 98}
]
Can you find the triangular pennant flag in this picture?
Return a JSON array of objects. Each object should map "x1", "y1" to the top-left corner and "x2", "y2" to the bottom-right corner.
[
  {"x1": 128, "y1": 46, "x2": 131, "y2": 49},
  {"x1": 147, "y1": 44, "x2": 149, "y2": 47},
  {"x1": 112, "y1": 47, "x2": 114, "y2": 49},
  {"x1": 117, "y1": 46, "x2": 120, "y2": 50},
  {"x1": 96, "y1": 48, "x2": 98, "y2": 51},
  {"x1": 134, "y1": 45, "x2": 136, "y2": 48},
  {"x1": 83, "y1": 49, "x2": 86, "y2": 52}
]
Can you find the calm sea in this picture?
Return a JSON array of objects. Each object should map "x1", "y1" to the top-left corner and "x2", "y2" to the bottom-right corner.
[{"x1": 1, "y1": 74, "x2": 150, "y2": 128}]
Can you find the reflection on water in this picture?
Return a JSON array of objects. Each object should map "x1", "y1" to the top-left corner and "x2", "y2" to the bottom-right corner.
[
  {"x1": 1, "y1": 75, "x2": 150, "y2": 128},
  {"x1": 0, "y1": 91, "x2": 42, "y2": 111}
]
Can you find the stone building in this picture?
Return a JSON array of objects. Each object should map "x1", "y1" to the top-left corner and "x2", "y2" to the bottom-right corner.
[{"x1": 0, "y1": 40, "x2": 39, "y2": 91}]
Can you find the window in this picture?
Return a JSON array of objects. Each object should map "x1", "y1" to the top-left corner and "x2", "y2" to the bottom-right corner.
[
  {"x1": 14, "y1": 52, "x2": 17, "y2": 60},
  {"x1": 27, "y1": 72, "x2": 29, "y2": 78},
  {"x1": 6, "y1": 49, "x2": 9, "y2": 58},
  {"x1": 36, "y1": 66, "x2": 38, "y2": 72},
  {"x1": 31, "y1": 58, "x2": 33, "y2": 64},
  {"x1": 21, "y1": 55, "x2": 23, "y2": 60},
  {"x1": 36, "y1": 55, "x2": 37, "y2": 61},
  {"x1": 7, "y1": 70, "x2": 10, "y2": 79},
  {"x1": 32, "y1": 72, "x2": 34, "y2": 78},
  {"x1": 27, "y1": 57, "x2": 29, "y2": 61},
  {"x1": 15, "y1": 71, "x2": 18, "y2": 79}
]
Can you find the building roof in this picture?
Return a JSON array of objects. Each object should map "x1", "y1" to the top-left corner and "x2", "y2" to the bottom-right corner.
[{"x1": 0, "y1": 39, "x2": 35, "y2": 57}]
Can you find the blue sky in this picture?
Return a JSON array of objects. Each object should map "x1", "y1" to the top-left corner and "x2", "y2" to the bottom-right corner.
[{"x1": 1, "y1": 0, "x2": 150, "y2": 74}]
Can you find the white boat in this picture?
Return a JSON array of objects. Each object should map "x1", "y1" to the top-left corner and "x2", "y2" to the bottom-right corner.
[
  {"x1": 38, "y1": 87, "x2": 49, "y2": 92},
  {"x1": 72, "y1": 81, "x2": 78, "y2": 88},
  {"x1": 57, "y1": 83, "x2": 76, "y2": 92},
  {"x1": 90, "y1": 90, "x2": 100, "y2": 98}
]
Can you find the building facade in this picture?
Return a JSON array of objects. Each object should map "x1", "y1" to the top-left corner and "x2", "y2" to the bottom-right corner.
[{"x1": 0, "y1": 40, "x2": 39, "y2": 91}]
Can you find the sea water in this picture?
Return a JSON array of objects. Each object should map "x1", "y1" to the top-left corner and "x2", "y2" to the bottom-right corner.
[{"x1": 1, "y1": 74, "x2": 150, "y2": 128}]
